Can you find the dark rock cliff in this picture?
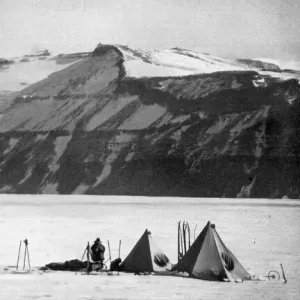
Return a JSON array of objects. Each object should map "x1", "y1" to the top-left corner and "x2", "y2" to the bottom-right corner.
[
  {"x1": 236, "y1": 59, "x2": 281, "y2": 72},
  {"x1": 0, "y1": 44, "x2": 299, "y2": 198},
  {"x1": 0, "y1": 58, "x2": 14, "y2": 69}
]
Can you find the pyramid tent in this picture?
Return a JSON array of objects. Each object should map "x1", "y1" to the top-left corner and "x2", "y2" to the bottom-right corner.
[
  {"x1": 172, "y1": 221, "x2": 252, "y2": 282},
  {"x1": 120, "y1": 229, "x2": 172, "y2": 273}
]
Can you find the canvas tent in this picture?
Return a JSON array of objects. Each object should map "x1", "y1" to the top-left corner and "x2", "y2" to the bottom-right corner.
[
  {"x1": 120, "y1": 229, "x2": 172, "y2": 273},
  {"x1": 172, "y1": 221, "x2": 252, "y2": 282}
]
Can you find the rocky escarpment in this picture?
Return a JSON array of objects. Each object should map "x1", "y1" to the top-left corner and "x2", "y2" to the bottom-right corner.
[
  {"x1": 0, "y1": 43, "x2": 300, "y2": 198},
  {"x1": 236, "y1": 59, "x2": 281, "y2": 72},
  {"x1": 24, "y1": 49, "x2": 51, "y2": 58},
  {"x1": 51, "y1": 52, "x2": 91, "y2": 65}
]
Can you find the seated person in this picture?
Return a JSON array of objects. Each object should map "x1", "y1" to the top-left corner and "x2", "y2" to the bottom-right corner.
[{"x1": 91, "y1": 238, "x2": 105, "y2": 267}]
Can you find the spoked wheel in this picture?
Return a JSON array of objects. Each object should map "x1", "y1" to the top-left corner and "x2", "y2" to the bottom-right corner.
[{"x1": 267, "y1": 270, "x2": 280, "y2": 281}]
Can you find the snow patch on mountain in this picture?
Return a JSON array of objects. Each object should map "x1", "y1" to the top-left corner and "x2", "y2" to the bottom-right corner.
[
  {"x1": 116, "y1": 45, "x2": 300, "y2": 83},
  {"x1": 119, "y1": 104, "x2": 167, "y2": 130},
  {"x1": 253, "y1": 77, "x2": 266, "y2": 87},
  {"x1": 0, "y1": 57, "x2": 81, "y2": 92},
  {"x1": 86, "y1": 96, "x2": 138, "y2": 131},
  {"x1": 117, "y1": 45, "x2": 248, "y2": 78},
  {"x1": 259, "y1": 70, "x2": 300, "y2": 82},
  {"x1": 3, "y1": 137, "x2": 19, "y2": 155},
  {"x1": 116, "y1": 45, "x2": 300, "y2": 82}
]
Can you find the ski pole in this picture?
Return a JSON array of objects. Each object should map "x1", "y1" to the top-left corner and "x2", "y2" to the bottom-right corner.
[
  {"x1": 118, "y1": 240, "x2": 121, "y2": 258},
  {"x1": 87, "y1": 242, "x2": 90, "y2": 275},
  {"x1": 186, "y1": 222, "x2": 191, "y2": 249},
  {"x1": 16, "y1": 240, "x2": 21, "y2": 270},
  {"x1": 177, "y1": 221, "x2": 181, "y2": 261},
  {"x1": 118, "y1": 240, "x2": 121, "y2": 275},
  {"x1": 183, "y1": 221, "x2": 187, "y2": 255},
  {"x1": 23, "y1": 239, "x2": 30, "y2": 271},
  {"x1": 280, "y1": 263, "x2": 287, "y2": 283},
  {"x1": 26, "y1": 245, "x2": 31, "y2": 270},
  {"x1": 194, "y1": 225, "x2": 197, "y2": 242},
  {"x1": 23, "y1": 244, "x2": 27, "y2": 270},
  {"x1": 107, "y1": 240, "x2": 112, "y2": 275},
  {"x1": 180, "y1": 222, "x2": 184, "y2": 259},
  {"x1": 75, "y1": 245, "x2": 87, "y2": 275},
  {"x1": 108, "y1": 240, "x2": 112, "y2": 264}
]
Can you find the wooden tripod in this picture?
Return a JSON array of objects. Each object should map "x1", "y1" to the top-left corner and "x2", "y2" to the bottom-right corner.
[{"x1": 16, "y1": 239, "x2": 31, "y2": 271}]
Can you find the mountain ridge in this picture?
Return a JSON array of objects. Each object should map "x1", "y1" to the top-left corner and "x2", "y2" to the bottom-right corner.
[
  {"x1": 1, "y1": 43, "x2": 299, "y2": 94},
  {"x1": 0, "y1": 43, "x2": 299, "y2": 198}
]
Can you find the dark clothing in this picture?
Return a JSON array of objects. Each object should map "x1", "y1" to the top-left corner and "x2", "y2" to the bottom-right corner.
[{"x1": 91, "y1": 242, "x2": 105, "y2": 262}]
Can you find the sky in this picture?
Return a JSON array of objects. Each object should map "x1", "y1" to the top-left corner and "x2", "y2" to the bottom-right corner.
[{"x1": 0, "y1": 0, "x2": 299, "y2": 60}]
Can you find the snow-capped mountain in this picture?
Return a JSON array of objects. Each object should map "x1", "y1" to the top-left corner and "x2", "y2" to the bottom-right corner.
[
  {"x1": 117, "y1": 46, "x2": 248, "y2": 77},
  {"x1": 0, "y1": 43, "x2": 299, "y2": 198},
  {"x1": 116, "y1": 45, "x2": 300, "y2": 81},
  {"x1": 1, "y1": 45, "x2": 299, "y2": 94}
]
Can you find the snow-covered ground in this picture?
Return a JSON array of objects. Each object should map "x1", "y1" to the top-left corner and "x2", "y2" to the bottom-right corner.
[{"x1": 0, "y1": 195, "x2": 299, "y2": 300}]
